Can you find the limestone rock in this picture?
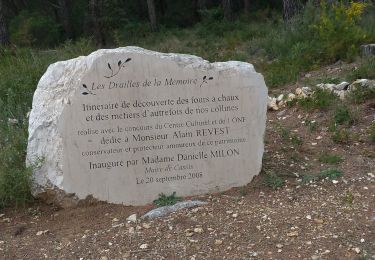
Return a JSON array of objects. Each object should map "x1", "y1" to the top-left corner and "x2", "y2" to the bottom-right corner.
[
  {"x1": 127, "y1": 214, "x2": 137, "y2": 223},
  {"x1": 27, "y1": 47, "x2": 267, "y2": 206},
  {"x1": 361, "y1": 44, "x2": 375, "y2": 56},
  {"x1": 267, "y1": 96, "x2": 279, "y2": 111},
  {"x1": 287, "y1": 93, "x2": 296, "y2": 102},
  {"x1": 317, "y1": 83, "x2": 335, "y2": 91},
  {"x1": 142, "y1": 200, "x2": 207, "y2": 219},
  {"x1": 348, "y1": 79, "x2": 369, "y2": 91},
  {"x1": 295, "y1": 88, "x2": 306, "y2": 98},
  {"x1": 276, "y1": 94, "x2": 284, "y2": 102},
  {"x1": 334, "y1": 82, "x2": 349, "y2": 91},
  {"x1": 334, "y1": 90, "x2": 346, "y2": 100},
  {"x1": 302, "y1": 87, "x2": 313, "y2": 95}
]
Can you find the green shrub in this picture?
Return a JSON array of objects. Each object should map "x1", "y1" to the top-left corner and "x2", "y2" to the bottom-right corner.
[
  {"x1": 320, "y1": 77, "x2": 341, "y2": 84},
  {"x1": 153, "y1": 192, "x2": 182, "y2": 207},
  {"x1": 343, "y1": 188, "x2": 354, "y2": 206},
  {"x1": 332, "y1": 128, "x2": 350, "y2": 143},
  {"x1": 10, "y1": 11, "x2": 61, "y2": 47},
  {"x1": 347, "y1": 57, "x2": 375, "y2": 82},
  {"x1": 347, "y1": 87, "x2": 375, "y2": 104},
  {"x1": 312, "y1": 1, "x2": 368, "y2": 61},
  {"x1": 264, "y1": 1, "x2": 369, "y2": 87},
  {"x1": 301, "y1": 173, "x2": 320, "y2": 183},
  {"x1": 298, "y1": 88, "x2": 339, "y2": 110},
  {"x1": 319, "y1": 168, "x2": 342, "y2": 180},
  {"x1": 264, "y1": 172, "x2": 284, "y2": 190},
  {"x1": 301, "y1": 168, "x2": 342, "y2": 183},
  {"x1": 370, "y1": 122, "x2": 375, "y2": 142},
  {"x1": 319, "y1": 153, "x2": 343, "y2": 164},
  {"x1": 333, "y1": 106, "x2": 356, "y2": 125},
  {"x1": 0, "y1": 124, "x2": 32, "y2": 208}
]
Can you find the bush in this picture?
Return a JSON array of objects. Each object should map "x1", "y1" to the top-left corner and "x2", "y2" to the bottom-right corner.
[
  {"x1": 319, "y1": 168, "x2": 342, "y2": 180},
  {"x1": 0, "y1": 124, "x2": 32, "y2": 208},
  {"x1": 153, "y1": 192, "x2": 182, "y2": 207},
  {"x1": 347, "y1": 87, "x2": 375, "y2": 104},
  {"x1": 319, "y1": 153, "x2": 343, "y2": 164},
  {"x1": 347, "y1": 58, "x2": 375, "y2": 82},
  {"x1": 370, "y1": 122, "x2": 375, "y2": 142},
  {"x1": 264, "y1": 172, "x2": 284, "y2": 189},
  {"x1": 332, "y1": 128, "x2": 350, "y2": 144},
  {"x1": 10, "y1": 11, "x2": 61, "y2": 47},
  {"x1": 333, "y1": 106, "x2": 356, "y2": 125},
  {"x1": 264, "y1": 1, "x2": 369, "y2": 87},
  {"x1": 298, "y1": 88, "x2": 339, "y2": 110},
  {"x1": 312, "y1": 1, "x2": 368, "y2": 61},
  {"x1": 302, "y1": 168, "x2": 342, "y2": 183}
]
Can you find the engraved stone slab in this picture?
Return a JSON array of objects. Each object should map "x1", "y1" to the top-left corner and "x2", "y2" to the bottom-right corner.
[{"x1": 27, "y1": 47, "x2": 268, "y2": 205}]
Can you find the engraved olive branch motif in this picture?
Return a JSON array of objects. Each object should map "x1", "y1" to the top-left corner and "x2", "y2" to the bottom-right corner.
[
  {"x1": 199, "y1": 75, "x2": 214, "y2": 87},
  {"x1": 104, "y1": 58, "x2": 132, "y2": 78},
  {"x1": 81, "y1": 83, "x2": 96, "y2": 95}
]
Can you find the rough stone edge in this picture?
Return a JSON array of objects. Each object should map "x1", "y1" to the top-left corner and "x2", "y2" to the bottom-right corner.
[
  {"x1": 141, "y1": 200, "x2": 208, "y2": 219},
  {"x1": 26, "y1": 46, "x2": 267, "y2": 207}
]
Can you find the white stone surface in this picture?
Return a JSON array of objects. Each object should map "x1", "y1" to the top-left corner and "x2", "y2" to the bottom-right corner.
[{"x1": 27, "y1": 46, "x2": 268, "y2": 205}]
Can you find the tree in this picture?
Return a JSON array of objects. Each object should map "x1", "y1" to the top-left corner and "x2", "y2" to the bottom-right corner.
[
  {"x1": 222, "y1": 0, "x2": 233, "y2": 21},
  {"x1": 147, "y1": 0, "x2": 158, "y2": 32},
  {"x1": 193, "y1": 0, "x2": 207, "y2": 21},
  {"x1": 89, "y1": 0, "x2": 106, "y2": 46},
  {"x1": 0, "y1": 0, "x2": 9, "y2": 46},
  {"x1": 58, "y1": 0, "x2": 73, "y2": 39},
  {"x1": 198, "y1": 0, "x2": 207, "y2": 10},
  {"x1": 283, "y1": 0, "x2": 303, "y2": 21},
  {"x1": 244, "y1": 0, "x2": 251, "y2": 14}
]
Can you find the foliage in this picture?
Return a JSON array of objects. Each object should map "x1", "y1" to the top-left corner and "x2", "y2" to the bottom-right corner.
[
  {"x1": 311, "y1": 1, "x2": 367, "y2": 61},
  {"x1": 342, "y1": 188, "x2": 354, "y2": 206},
  {"x1": 153, "y1": 192, "x2": 182, "y2": 207},
  {"x1": 264, "y1": 1, "x2": 371, "y2": 87},
  {"x1": 333, "y1": 106, "x2": 356, "y2": 126},
  {"x1": 320, "y1": 77, "x2": 341, "y2": 84},
  {"x1": 302, "y1": 168, "x2": 342, "y2": 183},
  {"x1": 347, "y1": 87, "x2": 375, "y2": 104},
  {"x1": 0, "y1": 123, "x2": 32, "y2": 208},
  {"x1": 347, "y1": 57, "x2": 375, "y2": 82},
  {"x1": 319, "y1": 153, "x2": 343, "y2": 164},
  {"x1": 370, "y1": 122, "x2": 375, "y2": 142},
  {"x1": 263, "y1": 171, "x2": 284, "y2": 190},
  {"x1": 9, "y1": 11, "x2": 61, "y2": 47},
  {"x1": 319, "y1": 168, "x2": 342, "y2": 180},
  {"x1": 331, "y1": 128, "x2": 350, "y2": 144},
  {"x1": 298, "y1": 88, "x2": 338, "y2": 110}
]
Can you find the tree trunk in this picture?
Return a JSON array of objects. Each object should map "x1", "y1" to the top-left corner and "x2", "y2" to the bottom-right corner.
[
  {"x1": 198, "y1": 0, "x2": 207, "y2": 10},
  {"x1": 244, "y1": 0, "x2": 251, "y2": 14},
  {"x1": 58, "y1": 0, "x2": 73, "y2": 39},
  {"x1": 89, "y1": 0, "x2": 105, "y2": 47},
  {"x1": 222, "y1": 0, "x2": 233, "y2": 21},
  {"x1": 193, "y1": 0, "x2": 207, "y2": 21},
  {"x1": 283, "y1": 0, "x2": 302, "y2": 21},
  {"x1": 147, "y1": 0, "x2": 158, "y2": 32},
  {"x1": 0, "y1": 0, "x2": 9, "y2": 46}
]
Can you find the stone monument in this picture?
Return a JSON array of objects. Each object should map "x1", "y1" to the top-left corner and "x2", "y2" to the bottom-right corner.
[{"x1": 27, "y1": 47, "x2": 267, "y2": 206}]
